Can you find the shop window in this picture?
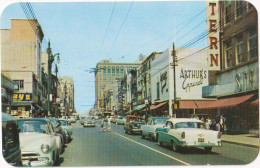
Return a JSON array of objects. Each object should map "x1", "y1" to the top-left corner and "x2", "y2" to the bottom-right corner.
[
  {"x1": 236, "y1": 0, "x2": 244, "y2": 18},
  {"x1": 236, "y1": 35, "x2": 244, "y2": 64},
  {"x1": 225, "y1": 0, "x2": 232, "y2": 24},
  {"x1": 225, "y1": 41, "x2": 232, "y2": 68},
  {"x1": 14, "y1": 80, "x2": 24, "y2": 91},
  {"x1": 248, "y1": 28, "x2": 258, "y2": 60}
]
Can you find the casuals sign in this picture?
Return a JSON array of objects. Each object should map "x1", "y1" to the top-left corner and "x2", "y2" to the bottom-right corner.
[
  {"x1": 13, "y1": 93, "x2": 32, "y2": 101},
  {"x1": 206, "y1": 1, "x2": 220, "y2": 70}
]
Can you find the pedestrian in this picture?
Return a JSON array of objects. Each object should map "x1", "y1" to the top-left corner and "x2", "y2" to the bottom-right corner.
[
  {"x1": 201, "y1": 116, "x2": 205, "y2": 122},
  {"x1": 205, "y1": 119, "x2": 210, "y2": 130},
  {"x1": 100, "y1": 118, "x2": 106, "y2": 132},
  {"x1": 215, "y1": 119, "x2": 221, "y2": 133},
  {"x1": 107, "y1": 116, "x2": 111, "y2": 132}
]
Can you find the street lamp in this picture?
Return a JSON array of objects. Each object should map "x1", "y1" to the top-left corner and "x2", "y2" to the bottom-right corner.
[{"x1": 47, "y1": 41, "x2": 61, "y2": 116}]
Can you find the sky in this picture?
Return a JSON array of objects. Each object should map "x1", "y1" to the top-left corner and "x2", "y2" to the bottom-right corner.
[{"x1": 1, "y1": 0, "x2": 258, "y2": 114}]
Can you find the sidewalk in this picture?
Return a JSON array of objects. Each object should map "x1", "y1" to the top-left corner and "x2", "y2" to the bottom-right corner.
[{"x1": 221, "y1": 133, "x2": 259, "y2": 148}]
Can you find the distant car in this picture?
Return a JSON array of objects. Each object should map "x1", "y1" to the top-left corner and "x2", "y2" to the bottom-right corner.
[
  {"x1": 17, "y1": 118, "x2": 62, "y2": 166},
  {"x1": 141, "y1": 117, "x2": 169, "y2": 141},
  {"x1": 111, "y1": 116, "x2": 118, "y2": 124},
  {"x1": 68, "y1": 116, "x2": 76, "y2": 123},
  {"x1": 116, "y1": 116, "x2": 127, "y2": 125},
  {"x1": 104, "y1": 116, "x2": 109, "y2": 122},
  {"x1": 156, "y1": 118, "x2": 222, "y2": 153},
  {"x1": 93, "y1": 116, "x2": 99, "y2": 120},
  {"x1": 58, "y1": 119, "x2": 72, "y2": 143},
  {"x1": 2, "y1": 113, "x2": 22, "y2": 166},
  {"x1": 83, "y1": 117, "x2": 96, "y2": 127},
  {"x1": 80, "y1": 117, "x2": 86, "y2": 125}
]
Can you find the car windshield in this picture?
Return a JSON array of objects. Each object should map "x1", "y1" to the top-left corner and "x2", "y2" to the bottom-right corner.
[
  {"x1": 154, "y1": 119, "x2": 168, "y2": 125},
  {"x1": 18, "y1": 121, "x2": 49, "y2": 133},
  {"x1": 86, "y1": 117, "x2": 93, "y2": 120},
  {"x1": 175, "y1": 122, "x2": 205, "y2": 129},
  {"x1": 59, "y1": 120, "x2": 67, "y2": 126}
]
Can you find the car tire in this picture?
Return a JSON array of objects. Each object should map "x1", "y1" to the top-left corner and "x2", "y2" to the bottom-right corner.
[
  {"x1": 172, "y1": 140, "x2": 179, "y2": 152},
  {"x1": 141, "y1": 133, "x2": 145, "y2": 139},
  {"x1": 204, "y1": 147, "x2": 212, "y2": 153}
]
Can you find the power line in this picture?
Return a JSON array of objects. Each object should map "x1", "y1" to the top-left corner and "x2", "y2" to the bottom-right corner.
[{"x1": 106, "y1": 1, "x2": 134, "y2": 59}]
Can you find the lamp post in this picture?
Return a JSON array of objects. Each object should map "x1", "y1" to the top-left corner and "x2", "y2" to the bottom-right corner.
[{"x1": 47, "y1": 41, "x2": 60, "y2": 116}]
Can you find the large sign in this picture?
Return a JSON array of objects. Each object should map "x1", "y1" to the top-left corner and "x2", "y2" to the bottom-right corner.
[
  {"x1": 13, "y1": 93, "x2": 33, "y2": 101},
  {"x1": 206, "y1": 1, "x2": 220, "y2": 70},
  {"x1": 180, "y1": 69, "x2": 207, "y2": 92}
]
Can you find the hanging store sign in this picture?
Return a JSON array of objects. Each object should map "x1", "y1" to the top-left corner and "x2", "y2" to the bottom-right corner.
[
  {"x1": 13, "y1": 93, "x2": 33, "y2": 101},
  {"x1": 180, "y1": 69, "x2": 207, "y2": 92},
  {"x1": 206, "y1": 1, "x2": 220, "y2": 70}
]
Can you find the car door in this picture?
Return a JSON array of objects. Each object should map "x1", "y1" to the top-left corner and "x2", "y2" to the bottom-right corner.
[
  {"x1": 146, "y1": 119, "x2": 154, "y2": 136},
  {"x1": 160, "y1": 121, "x2": 172, "y2": 144}
]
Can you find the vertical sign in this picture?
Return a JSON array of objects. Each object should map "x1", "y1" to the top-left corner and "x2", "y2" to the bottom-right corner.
[{"x1": 207, "y1": 1, "x2": 220, "y2": 70}]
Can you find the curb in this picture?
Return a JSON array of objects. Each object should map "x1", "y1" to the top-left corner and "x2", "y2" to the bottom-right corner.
[{"x1": 222, "y1": 140, "x2": 259, "y2": 149}]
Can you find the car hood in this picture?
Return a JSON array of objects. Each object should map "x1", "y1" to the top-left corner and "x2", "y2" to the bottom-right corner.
[{"x1": 19, "y1": 133, "x2": 53, "y2": 151}]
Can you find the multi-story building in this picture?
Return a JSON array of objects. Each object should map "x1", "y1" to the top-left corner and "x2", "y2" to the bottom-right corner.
[
  {"x1": 1, "y1": 19, "x2": 44, "y2": 118},
  {"x1": 1, "y1": 74, "x2": 15, "y2": 114},
  {"x1": 95, "y1": 59, "x2": 141, "y2": 112},
  {"x1": 59, "y1": 76, "x2": 75, "y2": 116},
  {"x1": 202, "y1": 1, "x2": 258, "y2": 133}
]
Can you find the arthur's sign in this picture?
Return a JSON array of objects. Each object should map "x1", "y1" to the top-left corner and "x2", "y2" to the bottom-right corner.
[{"x1": 207, "y1": 1, "x2": 220, "y2": 70}]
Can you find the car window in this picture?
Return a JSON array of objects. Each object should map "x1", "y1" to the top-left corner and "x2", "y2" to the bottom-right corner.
[
  {"x1": 154, "y1": 119, "x2": 167, "y2": 125},
  {"x1": 2, "y1": 122, "x2": 19, "y2": 150},
  {"x1": 147, "y1": 119, "x2": 152, "y2": 125},
  {"x1": 59, "y1": 120, "x2": 67, "y2": 126},
  {"x1": 18, "y1": 121, "x2": 48, "y2": 133},
  {"x1": 175, "y1": 122, "x2": 205, "y2": 129},
  {"x1": 166, "y1": 121, "x2": 173, "y2": 129}
]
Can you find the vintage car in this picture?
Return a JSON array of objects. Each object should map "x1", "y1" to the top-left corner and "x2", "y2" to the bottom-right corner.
[
  {"x1": 116, "y1": 116, "x2": 127, "y2": 125},
  {"x1": 17, "y1": 118, "x2": 62, "y2": 166},
  {"x1": 83, "y1": 116, "x2": 96, "y2": 127},
  {"x1": 124, "y1": 116, "x2": 145, "y2": 134},
  {"x1": 58, "y1": 118, "x2": 72, "y2": 143},
  {"x1": 48, "y1": 118, "x2": 66, "y2": 147},
  {"x1": 80, "y1": 116, "x2": 86, "y2": 125},
  {"x1": 141, "y1": 117, "x2": 169, "y2": 141},
  {"x1": 2, "y1": 113, "x2": 22, "y2": 166},
  {"x1": 68, "y1": 116, "x2": 76, "y2": 123},
  {"x1": 110, "y1": 116, "x2": 118, "y2": 124},
  {"x1": 156, "y1": 118, "x2": 222, "y2": 153}
]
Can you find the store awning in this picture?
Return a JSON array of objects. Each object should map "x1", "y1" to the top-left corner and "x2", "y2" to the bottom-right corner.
[
  {"x1": 177, "y1": 100, "x2": 215, "y2": 109},
  {"x1": 150, "y1": 102, "x2": 168, "y2": 110},
  {"x1": 199, "y1": 94, "x2": 255, "y2": 109},
  {"x1": 132, "y1": 104, "x2": 146, "y2": 112},
  {"x1": 11, "y1": 101, "x2": 32, "y2": 106}
]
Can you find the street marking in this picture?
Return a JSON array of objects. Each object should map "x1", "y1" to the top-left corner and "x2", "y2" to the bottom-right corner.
[{"x1": 113, "y1": 132, "x2": 191, "y2": 166}]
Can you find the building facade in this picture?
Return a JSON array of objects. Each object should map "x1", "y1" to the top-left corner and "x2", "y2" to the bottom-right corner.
[
  {"x1": 1, "y1": 19, "x2": 44, "y2": 118},
  {"x1": 202, "y1": 1, "x2": 258, "y2": 133}
]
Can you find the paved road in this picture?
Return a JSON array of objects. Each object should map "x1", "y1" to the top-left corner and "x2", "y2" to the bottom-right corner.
[{"x1": 58, "y1": 120, "x2": 259, "y2": 166}]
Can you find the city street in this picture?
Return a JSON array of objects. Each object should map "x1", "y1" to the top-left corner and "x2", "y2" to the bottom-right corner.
[{"x1": 58, "y1": 120, "x2": 259, "y2": 166}]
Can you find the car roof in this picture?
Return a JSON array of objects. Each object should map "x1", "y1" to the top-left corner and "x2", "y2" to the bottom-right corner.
[
  {"x1": 149, "y1": 117, "x2": 169, "y2": 120},
  {"x1": 17, "y1": 118, "x2": 50, "y2": 123},
  {"x1": 2, "y1": 113, "x2": 16, "y2": 122},
  {"x1": 167, "y1": 118, "x2": 203, "y2": 124}
]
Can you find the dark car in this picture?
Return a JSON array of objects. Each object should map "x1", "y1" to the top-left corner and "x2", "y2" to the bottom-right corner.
[
  {"x1": 2, "y1": 113, "x2": 22, "y2": 166},
  {"x1": 124, "y1": 118, "x2": 145, "y2": 135}
]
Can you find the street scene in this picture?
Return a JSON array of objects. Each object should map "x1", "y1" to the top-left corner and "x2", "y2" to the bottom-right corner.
[{"x1": 1, "y1": 0, "x2": 259, "y2": 167}]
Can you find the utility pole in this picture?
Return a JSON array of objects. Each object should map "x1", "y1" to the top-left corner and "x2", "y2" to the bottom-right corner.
[
  {"x1": 172, "y1": 43, "x2": 178, "y2": 118},
  {"x1": 47, "y1": 41, "x2": 60, "y2": 117}
]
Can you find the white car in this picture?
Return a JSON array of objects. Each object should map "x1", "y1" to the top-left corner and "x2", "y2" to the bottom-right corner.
[
  {"x1": 141, "y1": 117, "x2": 169, "y2": 141},
  {"x1": 17, "y1": 118, "x2": 62, "y2": 166},
  {"x1": 156, "y1": 118, "x2": 222, "y2": 153},
  {"x1": 83, "y1": 117, "x2": 96, "y2": 127}
]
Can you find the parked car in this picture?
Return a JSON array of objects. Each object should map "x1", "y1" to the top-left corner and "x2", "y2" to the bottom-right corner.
[
  {"x1": 141, "y1": 117, "x2": 169, "y2": 141},
  {"x1": 111, "y1": 116, "x2": 118, "y2": 124},
  {"x1": 116, "y1": 116, "x2": 127, "y2": 125},
  {"x1": 124, "y1": 115, "x2": 145, "y2": 134},
  {"x1": 48, "y1": 118, "x2": 66, "y2": 148},
  {"x1": 58, "y1": 119, "x2": 72, "y2": 143},
  {"x1": 68, "y1": 116, "x2": 76, "y2": 123},
  {"x1": 83, "y1": 116, "x2": 96, "y2": 127},
  {"x1": 17, "y1": 118, "x2": 62, "y2": 166},
  {"x1": 93, "y1": 116, "x2": 99, "y2": 120},
  {"x1": 2, "y1": 113, "x2": 22, "y2": 166},
  {"x1": 156, "y1": 118, "x2": 222, "y2": 153},
  {"x1": 80, "y1": 116, "x2": 86, "y2": 125}
]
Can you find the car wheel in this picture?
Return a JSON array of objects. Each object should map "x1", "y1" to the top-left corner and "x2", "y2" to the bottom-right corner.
[
  {"x1": 141, "y1": 132, "x2": 145, "y2": 139},
  {"x1": 204, "y1": 147, "x2": 212, "y2": 153},
  {"x1": 172, "y1": 140, "x2": 179, "y2": 152},
  {"x1": 149, "y1": 134, "x2": 154, "y2": 141}
]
